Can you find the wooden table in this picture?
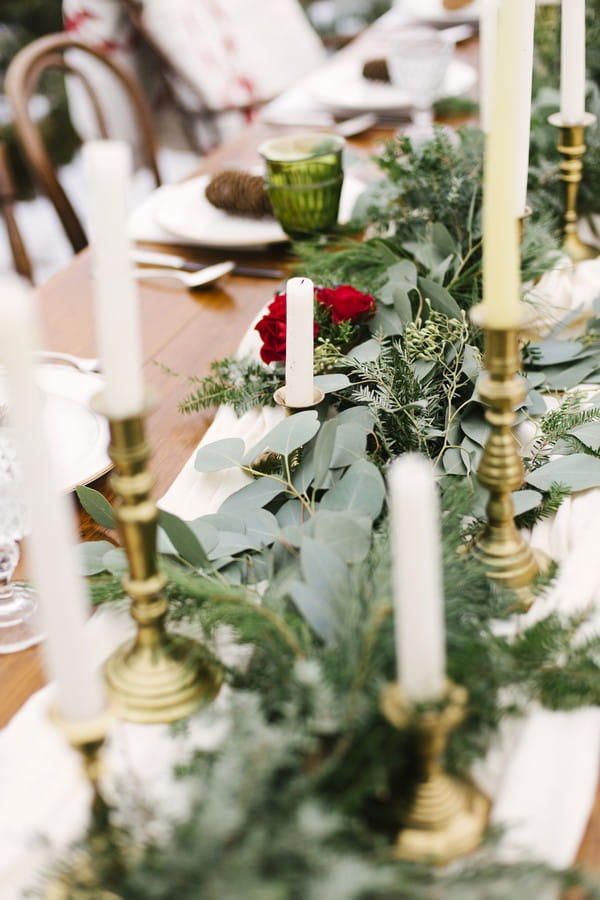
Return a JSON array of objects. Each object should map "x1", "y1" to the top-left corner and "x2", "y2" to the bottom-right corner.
[{"x1": 0, "y1": 34, "x2": 598, "y2": 882}]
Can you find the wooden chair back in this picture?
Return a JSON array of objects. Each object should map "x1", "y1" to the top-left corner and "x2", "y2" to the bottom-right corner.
[
  {"x1": 0, "y1": 140, "x2": 33, "y2": 282},
  {"x1": 5, "y1": 33, "x2": 161, "y2": 254}
]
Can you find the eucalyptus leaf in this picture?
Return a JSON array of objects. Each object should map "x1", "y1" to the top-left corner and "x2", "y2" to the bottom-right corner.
[
  {"x1": 320, "y1": 459, "x2": 385, "y2": 518},
  {"x1": 568, "y1": 421, "x2": 600, "y2": 452},
  {"x1": 313, "y1": 374, "x2": 351, "y2": 393},
  {"x1": 330, "y1": 422, "x2": 369, "y2": 467},
  {"x1": 158, "y1": 510, "x2": 214, "y2": 568},
  {"x1": 241, "y1": 509, "x2": 280, "y2": 547},
  {"x1": 76, "y1": 486, "x2": 116, "y2": 530},
  {"x1": 312, "y1": 418, "x2": 338, "y2": 489},
  {"x1": 525, "y1": 453, "x2": 600, "y2": 492},
  {"x1": 418, "y1": 277, "x2": 462, "y2": 320},
  {"x1": 431, "y1": 222, "x2": 460, "y2": 257},
  {"x1": 379, "y1": 260, "x2": 417, "y2": 301},
  {"x1": 512, "y1": 489, "x2": 543, "y2": 516},
  {"x1": 460, "y1": 413, "x2": 489, "y2": 447},
  {"x1": 526, "y1": 339, "x2": 585, "y2": 366},
  {"x1": 77, "y1": 540, "x2": 116, "y2": 576},
  {"x1": 219, "y1": 477, "x2": 287, "y2": 514},
  {"x1": 261, "y1": 410, "x2": 320, "y2": 457},
  {"x1": 207, "y1": 531, "x2": 261, "y2": 561},
  {"x1": 461, "y1": 345, "x2": 481, "y2": 382},
  {"x1": 198, "y1": 513, "x2": 246, "y2": 533},
  {"x1": 288, "y1": 580, "x2": 337, "y2": 644},
  {"x1": 369, "y1": 306, "x2": 405, "y2": 336},
  {"x1": 443, "y1": 447, "x2": 468, "y2": 475},
  {"x1": 301, "y1": 537, "x2": 348, "y2": 603},
  {"x1": 335, "y1": 407, "x2": 375, "y2": 430},
  {"x1": 346, "y1": 338, "x2": 381, "y2": 363},
  {"x1": 103, "y1": 548, "x2": 129, "y2": 575},
  {"x1": 542, "y1": 357, "x2": 600, "y2": 390},
  {"x1": 313, "y1": 511, "x2": 372, "y2": 563},
  {"x1": 393, "y1": 288, "x2": 413, "y2": 324},
  {"x1": 276, "y1": 498, "x2": 304, "y2": 528},
  {"x1": 194, "y1": 438, "x2": 246, "y2": 472}
]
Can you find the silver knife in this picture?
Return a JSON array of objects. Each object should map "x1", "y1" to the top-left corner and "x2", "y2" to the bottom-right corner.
[{"x1": 132, "y1": 249, "x2": 284, "y2": 280}]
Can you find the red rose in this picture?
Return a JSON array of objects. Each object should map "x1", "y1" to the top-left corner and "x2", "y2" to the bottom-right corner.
[
  {"x1": 316, "y1": 285, "x2": 376, "y2": 324},
  {"x1": 255, "y1": 291, "x2": 319, "y2": 364}
]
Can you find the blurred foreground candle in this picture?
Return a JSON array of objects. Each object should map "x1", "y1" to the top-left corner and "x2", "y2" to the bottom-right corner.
[
  {"x1": 0, "y1": 278, "x2": 105, "y2": 721},
  {"x1": 83, "y1": 140, "x2": 144, "y2": 418},
  {"x1": 482, "y1": 0, "x2": 522, "y2": 328},
  {"x1": 479, "y1": 0, "x2": 498, "y2": 133},
  {"x1": 285, "y1": 277, "x2": 314, "y2": 407},
  {"x1": 515, "y1": 0, "x2": 536, "y2": 217},
  {"x1": 560, "y1": 0, "x2": 586, "y2": 124},
  {"x1": 387, "y1": 454, "x2": 446, "y2": 702}
]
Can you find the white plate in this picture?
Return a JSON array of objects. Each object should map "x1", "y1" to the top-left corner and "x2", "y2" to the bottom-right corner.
[
  {"x1": 403, "y1": 0, "x2": 481, "y2": 24},
  {"x1": 307, "y1": 58, "x2": 476, "y2": 114},
  {"x1": 0, "y1": 365, "x2": 110, "y2": 493},
  {"x1": 151, "y1": 173, "x2": 365, "y2": 248}
]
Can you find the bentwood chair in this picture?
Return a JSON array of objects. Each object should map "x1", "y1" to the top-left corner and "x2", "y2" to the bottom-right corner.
[
  {"x1": 5, "y1": 33, "x2": 161, "y2": 254},
  {"x1": 0, "y1": 139, "x2": 33, "y2": 281}
]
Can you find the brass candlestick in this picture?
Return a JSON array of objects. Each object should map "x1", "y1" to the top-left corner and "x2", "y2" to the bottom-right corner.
[
  {"x1": 46, "y1": 707, "x2": 121, "y2": 899},
  {"x1": 98, "y1": 394, "x2": 221, "y2": 723},
  {"x1": 381, "y1": 681, "x2": 489, "y2": 864},
  {"x1": 273, "y1": 385, "x2": 325, "y2": 409},
  {"x1": 548, "y1": 112, "x2": 598, "y2": 263},
  {"x1": 470, "y1": 317, "x2": 542, "y2": 606}
]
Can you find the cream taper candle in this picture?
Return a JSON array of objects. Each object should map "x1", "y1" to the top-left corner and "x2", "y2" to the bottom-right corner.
[
  {"x1": 387, "y1": 454, "x2": 446, "y2": 703},
  {"x1": 482, "y1": 0, "x2": 522, "y2": 328},
  {"x1": 479, "y1": 0, "x2": 499, "y2": 134},
  {"x1": 560, "y1": 0, "x2": 586, "y2": 125},
  {"x1": 83, "y1": 140, "x2": 144, "y2": 418},
  {"x1": 515, "y1": 0, "x2": 536, "y2": 217},
  {"x1": 285, "y1": 277, "x2": 315, "y2": 407},
  {"x1": 0, "y1": 277, "x2": 105, "y2": 722}
]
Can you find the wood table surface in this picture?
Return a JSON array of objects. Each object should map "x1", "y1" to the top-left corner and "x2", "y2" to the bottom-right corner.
[{"x1": 0, "y1": 32, "x2": 598, "y2": 881}]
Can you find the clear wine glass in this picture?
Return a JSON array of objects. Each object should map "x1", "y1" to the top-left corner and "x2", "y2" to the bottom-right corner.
[
  {"x1": 0, "y1": 423, "x2": 44, "y2": 653},
  {"x1": 387, "y1": 27, "x2": 454, "y2": 141}
]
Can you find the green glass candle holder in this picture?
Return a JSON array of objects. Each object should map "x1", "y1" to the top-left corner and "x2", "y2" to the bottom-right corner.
[{"x1": 259, "y1": 133, "x2": 345, "y2": 238}]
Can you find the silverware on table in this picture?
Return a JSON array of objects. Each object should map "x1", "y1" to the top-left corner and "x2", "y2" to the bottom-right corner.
[
  {"x1": 134, "y1": 260, "x2": 235, "y2": 289},
  {"x1": 132, "y1": 249, "x2": 285, "y2": 280}
]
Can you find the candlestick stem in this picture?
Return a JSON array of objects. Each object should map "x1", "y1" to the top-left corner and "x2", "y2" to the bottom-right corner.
[
  {"x1": 549, "y1": 112, "x2": 598, "y2": 263},
  {"x1": 97, "y1": 392, "x2": 221, "y2": 723},
  {"x1": 381, "y1": 681, "x2": 488, "y2": 863},
  {"x1": 46, "y1": 707, "x2": 122, "y2": 899},
  {"x1": 470, "y1": 319, "x2": 544, "y2": 607}
]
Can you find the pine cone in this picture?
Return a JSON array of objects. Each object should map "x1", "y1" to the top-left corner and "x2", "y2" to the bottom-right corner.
[
  {"x1": 362, "y1": 58, "x2": 390, "y2": 83},
  {"x1": 205, "y1": 170, "x2": 273, "y2": 217}
]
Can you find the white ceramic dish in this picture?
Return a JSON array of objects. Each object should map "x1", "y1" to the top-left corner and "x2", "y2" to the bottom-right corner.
[
  {"x1": 0, "y1": 364, "x2": 110, "y2": 493},
  {"x1": 150, "y1": 173, "x2": 365, "y2": 248},
  {"x1": 307, "y1": 58, "x2": 476, "y2": 114}
]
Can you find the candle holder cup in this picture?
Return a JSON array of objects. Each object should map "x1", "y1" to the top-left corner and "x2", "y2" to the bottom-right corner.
[
  {"x1": 273, "y1": 385, "x2": 325, "y2": 410},
  {"x1": 95, "y1": 392, "x2": 221, "y2": 724},
  {"x1": 380, "y1": 680, "x2": 489, "y2": 864},
  {"x1": 46, "y1": 705, "x2": 122, "y2": 899},
  {"x1": 469, "y1": 308, "x2": 547, "y2": 608},
  {"x1": 548, "y1": 112, "x2": 598, "y2": 263}
]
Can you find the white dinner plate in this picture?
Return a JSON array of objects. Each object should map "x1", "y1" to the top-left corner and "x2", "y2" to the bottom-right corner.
[
  {"x1": 0, "y1": 365, "x2": 110, "y2": 493},
  {"x1": 307, "y1": 58, "x2": 476, "y2": 114},
  {"x1": 403, "y1": 0, "x2": 481, "y2": 24},
  {"x1": 151, "y1": 173, "x2": 365, "y2": 248}
]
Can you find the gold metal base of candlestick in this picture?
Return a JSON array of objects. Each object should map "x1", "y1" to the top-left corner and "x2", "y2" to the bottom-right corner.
[
  {"x1": 273, "y1": 385, "x2": 325, "y2": 409},
  {"x1": 96, "y1": 392, "x2": 222, "y2": 724},
  {"x1": 518, "y1": 206, "x2": 532, "y2": 245},
  {"x1": 381, "y1": 682, "x2": 489, "y2": 864},
  {"x1": 549, "y1": 112, "x2": 598, "y2": 263},
  {"x1": 469, "y1": 311, "x2": 544, "y2": 609},
  {"x1": 46, "y1": 707, "x2": 121, "y2": 899}
]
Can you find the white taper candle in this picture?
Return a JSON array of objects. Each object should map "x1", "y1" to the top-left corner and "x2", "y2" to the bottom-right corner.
[
  {"x1": 83, "y1": 140, "x2": 144, "y2": 418},
  {"x1": 560, "y1": 0, "x2": 586, "y2": 124},
  {"x1": 515, "y1": 0, "x2": 536, "y2": 217},
  {"x1": 388, "y1": 454, "x2": 446, "y2": 703},
  {"x1": 0, "y1": 277, "x2": 105, "y2": 722},
  {"x1": 285, "y1": 277, "x2": 315, "y2": 407},
  {"x1": 479, "y1": 0, "x2": 499, "y2": 134}
]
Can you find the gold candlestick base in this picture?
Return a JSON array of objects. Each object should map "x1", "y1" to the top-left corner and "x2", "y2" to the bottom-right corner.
[
  {"x1": 549, "y1": 112, "x2": 598, "y2": 263},
  {"x1": 273, "y1": 385, "x2": 325, "y2": 409},
  {"x1": 381, "y1": 682, "x2": 489, "y2": 864},
  {"x1": 470, "y1": 312, "x2": 544, "y2": 608},
  {"x1": 46, "y1": 707, "x2": 121, "y2": 899},
  {"x1": 96, "y1": 393, "x2": 222, "y2": 724}
]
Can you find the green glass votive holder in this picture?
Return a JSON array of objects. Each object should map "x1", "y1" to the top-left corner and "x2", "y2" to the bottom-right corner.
[{"x1": 259, "y1": 133, "x2": 345, "y2": 238}]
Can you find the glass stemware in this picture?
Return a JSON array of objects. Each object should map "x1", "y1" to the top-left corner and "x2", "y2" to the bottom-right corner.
[
  {"x1": 387, "y1": 27, "x2": 454, "y2": 141},
  {"x1": 0, "y1": 424, "x2": 44, "y2": 653}
]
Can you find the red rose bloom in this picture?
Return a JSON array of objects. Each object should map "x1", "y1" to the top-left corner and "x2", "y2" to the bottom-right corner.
[
  {"x1": 316, "y1": 285, "x2": 376, "y2": 324},
  {"x1": 255, "y1": 292, "x2": 319, "y2": 364}
]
